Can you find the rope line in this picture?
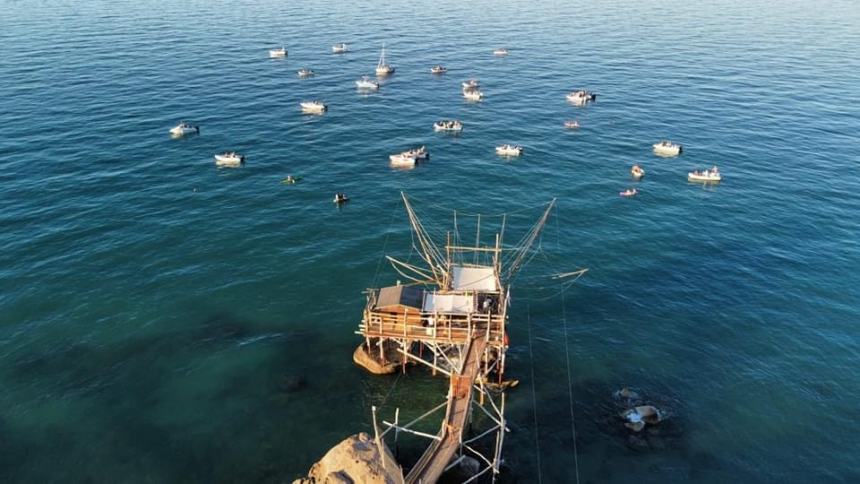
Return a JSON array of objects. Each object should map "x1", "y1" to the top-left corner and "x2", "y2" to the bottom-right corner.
[
  {"x1": 556, "y1": 204, "x2": 581, "y2": 484},
  {"x1": 371, "y1": 202, "x2": 402, "y2": 288},
  {"x1": 526, "y1": 304, "x2": 544, "y2": 484}
]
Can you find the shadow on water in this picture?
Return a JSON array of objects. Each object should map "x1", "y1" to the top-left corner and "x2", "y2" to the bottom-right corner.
[{"x1": 2, "y1": 310, "x2": 333, "y2": 482}]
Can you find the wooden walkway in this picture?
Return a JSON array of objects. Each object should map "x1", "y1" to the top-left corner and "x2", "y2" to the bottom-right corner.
[{"x1": 405, "y1": 336, "x2": 488, "y2": 484}]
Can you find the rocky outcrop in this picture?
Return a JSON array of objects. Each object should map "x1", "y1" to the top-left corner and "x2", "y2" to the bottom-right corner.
[
  {"x1": 293, "y1": 432, "x2": 404, "y2": 484},
  {"x1": 353, "y1": 343, "x2": 399, "y2": 375}
]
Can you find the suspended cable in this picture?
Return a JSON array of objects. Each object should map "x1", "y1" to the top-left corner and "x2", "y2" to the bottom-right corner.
[{"x1": 527, "y1": 304, "x2": 544, "y2": 484}]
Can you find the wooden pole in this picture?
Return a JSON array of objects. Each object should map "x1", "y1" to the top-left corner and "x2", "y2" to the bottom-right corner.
[
  {"x1": 474, "y1": 214, "x2": 481, "y2": 265},
  {"x1": 371, "y1": 405, "x2": 386, "y2": 471}
]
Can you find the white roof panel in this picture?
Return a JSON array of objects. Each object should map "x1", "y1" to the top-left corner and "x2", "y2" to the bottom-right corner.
[
  {"x1": 451, "y1": 266, "x2": 498, "y2": 292},
  {"x1": 422, "y1": 293, "x2": 475, "y2": 313}
]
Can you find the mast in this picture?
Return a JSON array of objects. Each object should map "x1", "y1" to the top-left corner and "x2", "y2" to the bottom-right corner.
[{"x1": 378, "y1": 43, "x2": 386, "y2": 68}]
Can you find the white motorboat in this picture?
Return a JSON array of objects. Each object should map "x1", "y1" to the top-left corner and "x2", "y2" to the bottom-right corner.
[
  {"x1": 620, "y1": 188, "x2": 638, "y2": 197},
  {"x1": 170, "y1": 121, "x2": 199, "y2": 136},
  {"x1": 215, "y1": 152, "x2": 244, "y2": 166},
  {"x1": 434, "y1": 120, "x2": 463, "y2": 132},
  {"x1": 297, "y1": 68, "x2": 315, "y2": 78},
  {"x1": 300, "y1": 101, "x2": 328, "y2": 114},
  {"x1": 355, "y1": 76, "x2": 380, "y2": 90},
  {"x1": 389, "y1": 153, "x2": 418, "y2": 167},
  {"x1": 493, "y1": 48, "x2": 509, "y2": 56},
  {"x1": 333, "y1": 193, "x2": 350, "y2": 204},
  {"x1": 332, "y1": 43, "x2": 348, "y2": 54},
  {"x1": 688, "y1": 167, "x2": 722, "y2": 182},
  {"x1": 495, "y1": 144, "x2": 523, "y2": 156},
  {"x1": 269, "y1": 46, "x2": 287, "y2": 58},
  {"x1": 631, "y1": 165, "x2": 645, "y2": 179},
  {"x1": 566, "y1": 89, "x2": 597, "y2": 104},
  {"x1": 462, "y1": 79, "x2": 480, "y2": 89},
  {"x1": 463, "y1": 89, "x2": 484, "y2": 101},
  {"x1": 431, "y1": 65, "x2": 447, "y2": 74},
  {"x1": 375, "y1": 43, "x2": 395, "y2": 76},
  {"x1": 564, "y1": 120, "x2": 580, "y2": 129},
  {"x1": 653, "y1": 140, "x2": 682, "y2": 156}
]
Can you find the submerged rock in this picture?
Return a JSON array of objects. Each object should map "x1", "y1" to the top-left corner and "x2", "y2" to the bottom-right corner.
[
  {"x1": 293, "y1": 432, "x2": 403, "y2": 484},
  {"x1": 621, "y1": 405, "x2": 663, "y2": 432},
  {"x1": 613, "y1": 387, "x2": 641, "y2": 403}
]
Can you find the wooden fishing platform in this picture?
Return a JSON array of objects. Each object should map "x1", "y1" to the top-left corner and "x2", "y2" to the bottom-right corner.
[{"x1": 359, "y1": 193, "x2": 555, "y2": 483}]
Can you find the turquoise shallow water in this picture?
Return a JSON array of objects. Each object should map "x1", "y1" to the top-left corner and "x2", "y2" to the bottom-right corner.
[{"x1": 2, "y1": 0, "x2": 860, "y2": 482}]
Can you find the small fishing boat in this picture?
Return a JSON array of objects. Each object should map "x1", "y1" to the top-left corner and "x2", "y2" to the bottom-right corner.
[
  {"x1": 564, "y1": 120, "x2": 580, "y2": 129},
  {"x1": 462, "y1": 79, "x2": 480, "y2": 89},
  {"x1": 434, "y1": 120, "x2": 463, "y2": 132},
  {"x1": 619, "y1": 188, "x2": 638, "y2": 197},
  {"x1": 463, "y1": 89, "x2": 484, "y2": 101},
  {"x1": 375, "y1": 43, "x2": 395, "y2": 76},
  {"x1": 281, "y1": 175, "x2": 302, "y2": 185},
  {"x1": 333, "y1": 192, "x2": 350, "y2": 204},
  {"x1": 493, "y1": 48, "x2": 510, "y2": 56},
  {"x1": 431, "y1": 65, "x2": 447, "y2": 74},
  {"x1": 297, "y1": 68, "x2": 315, "y2": 78},
  {"x1": 355, "y1": 76, "x2": 380, "y2": 90},
  {"x1": 688, "y1": 166, "x2": 722, "y2": 182},
  {"x1": 300, "y1": 101, "x2": 328, "y2": 114},
  {"x1": 631, "y1": 165, "x2": 645, "y2": 179},
  {"x1": 389, "y1": 153, "x2": 418, "y2": 167},
  {"x1": 170, "y1": 121, "x2": 199, "y2": 136},
  {"x1": 269, "y1": 46, "x2": 287, "y2": 58},
  {"x1": 215, "y1": 151, "x2": 244, "y2": 166},
  {"x1": 565, "y1": 89, "x2": 597, "y2": 106},
  {"x1": 566, "y1": 90, "x2": 597, "y2": 104},
  {"x1": 496, "y1": 144, "x2": 524, "y2": 156},
  {"x1": 653, "y1": 140, "x2": 682, "y2": 156},
  {"x1": 332, "y1": 43, "x2": 348, "y2": 54}
]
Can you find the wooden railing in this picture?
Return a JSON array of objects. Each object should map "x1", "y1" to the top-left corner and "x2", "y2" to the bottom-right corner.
[{"x1": 360, "y1": 309, "x2": 506, "y2": 344}]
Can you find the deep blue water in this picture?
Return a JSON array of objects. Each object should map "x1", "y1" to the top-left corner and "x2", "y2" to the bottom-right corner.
[{"x1": 2, "y1": 0, "x2": 860, "y2": 482}]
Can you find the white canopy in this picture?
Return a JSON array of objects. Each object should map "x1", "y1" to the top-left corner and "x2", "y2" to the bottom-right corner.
[
  {"x1": 422, "y1": 293, "x2": 475, "y2": 313},
  {"x1": 451, "y1": 266, "x2": 498, "y2": 292}
]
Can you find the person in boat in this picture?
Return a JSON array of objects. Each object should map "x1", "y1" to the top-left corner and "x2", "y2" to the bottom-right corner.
[{"x1": 285, "y1": 175, "x2": 294, "y2": 183}]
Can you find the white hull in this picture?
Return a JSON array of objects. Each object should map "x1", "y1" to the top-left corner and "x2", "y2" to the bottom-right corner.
[
  {"x1": 688, "y1": 173, "x2": 721, "y2": 182},
  {"x1": 356, "y1": 79, "x2": 380, "y2": 90},
  {"x1": 215, "y1": 154, "x2": 244, "y2": 166},
  {"x1": 297, "y1": 69, "x2": 314, "y2": 77},
  {"x1": 566, "y1": 91, "x2": 596, "y2": 104},
  {"x1": 300, "y1": 102, "x2": 327, "y2": 113},
  {"x1": 170, "y1": 126, "x2": 198, "y2": 136},
  {"x1": 493, "y1": 49, "x2": 509, "y2": 56},
  {"x1": 464, "y1": 91, "x2": 484, "y2": 101},
  {"x1": 332, "y1": 44, "x2": 348, "y2": 53},
  {"x1": 653, "y1": 143, "x2": 682, "y2": 156},
  {"x1": 376, "y1": 66, "x2": 395, "y2": 76},
  {"x1": 434, "y1": 123, "x2": 463, "y2": 132},
  {"x1": 389, "y1": 154, "x2": 417, "y2": 166},
  {"x1": 496, "y1": 146, "x2": 523, "y2": 156},
  {"x1": 269, "y1": 49, "x2": 287, "y2": 58}
]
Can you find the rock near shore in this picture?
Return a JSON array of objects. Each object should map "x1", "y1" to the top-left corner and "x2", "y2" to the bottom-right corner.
[{"x1": 293, "y1": 432, "x2": 403, "y2": 484}]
